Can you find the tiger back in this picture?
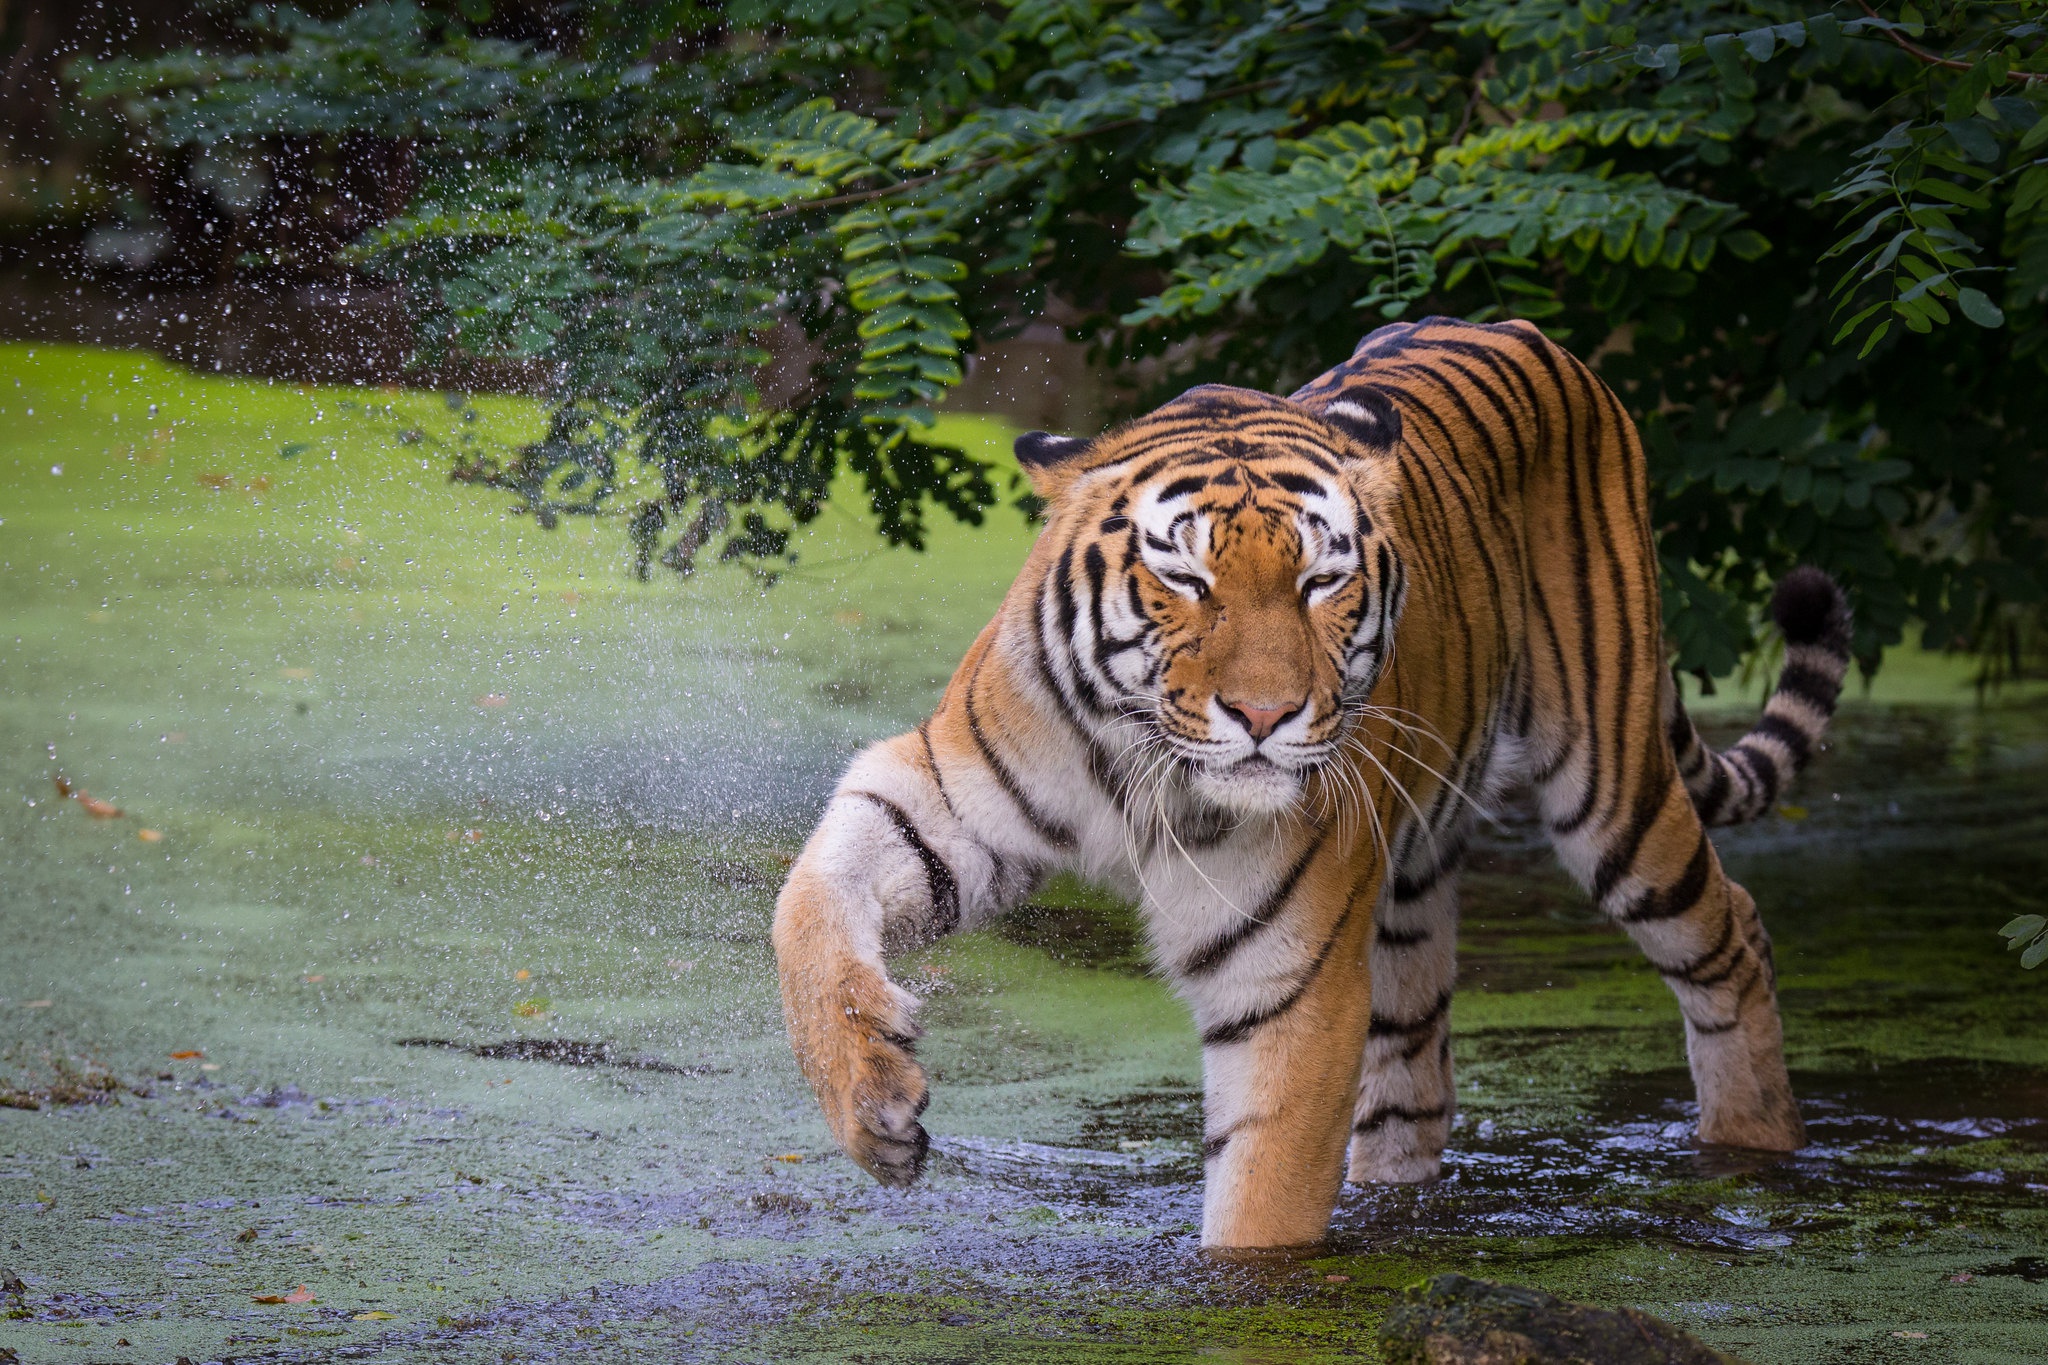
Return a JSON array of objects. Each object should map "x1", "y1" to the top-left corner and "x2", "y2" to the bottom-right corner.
[{"x1": 771, "y1": 316, "x2": 1851, "y2": 1249}]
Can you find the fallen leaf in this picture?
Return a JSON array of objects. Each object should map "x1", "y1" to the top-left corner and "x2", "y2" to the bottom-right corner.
[
  {"x1": 304, "y1": 974, "x2": 325, "y2": 983},
  {"x1": 1949, "y1": 1272, "x2": 1974, "y2": 1283},
  {"x1": 168, "y1": 1050, "x2": 204, "y2": 1060},
  {"x1": 359, "y1": 854, "x2": 378, "y2": 866},
  {"x1": 280, "y1": 667, "x2": 313, "y2": 680},
  {"x1": 52, "y1": 775, "x2": 73, "y2": 798},
  {"x1": 75, "y1": 793, "x2": 122, "y2": 818},
  {"x1": 514, "y1": 968, "x2": 530, "y2": 981},
  {"x1": 244, "y1": 476, "x2": 272, "y2": 495},
  {"x1": 1892, "y1": 1330, "x2": 1928, "y2": 1339},
  {"x1": 1323, "y1": 1273, "x2": 1350, "y2": 1283},
  {"x1": 332, "y1": 557, "x2": 358, "y2": 572},
  {"x1": 353, "y1": 1310, "x2": 396, "y2": 1320},
  {"x1": 772, "y1": 1153, "x2": 804, "y2": 1163},
  {"x1": 200, "y1": 1063, "x2": 219, "y2": 1072},
  {"x1": 510, "y1": 997, "x2": 550, "y2": 1019},
  {"x1": 197, "y1": 471, "x2": 235, "y2": 490},
  {"x1": 138, "y1": 828, "x2": 164, "y2": 843},
  {"x1": 477, "y1": 693, "x2": 509, "y2": 708},
  {"x1": 252, "y1": 1284, "x2": 316, "y2": 1304},
  {"x1": 23, "y1": 1000, "x2": 52, "y2": 1009},
  {"x1": 236, "y1": 1227, "x2": 258, "y2": 1243}
]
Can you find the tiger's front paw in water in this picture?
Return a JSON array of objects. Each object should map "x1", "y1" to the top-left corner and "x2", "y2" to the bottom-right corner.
[{"x1": 778, "y1": 948, "x2": 931, "y2": 1186}]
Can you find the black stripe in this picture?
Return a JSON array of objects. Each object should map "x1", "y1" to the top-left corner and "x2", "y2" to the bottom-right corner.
[
  {"x1": 1695, "y1": 752, "x2": 1731, "y2": 818},
  {"x1": 1748, "y1": 712, "x2": 1813, "y2": 768},
  {"x1": 1392, "y1": 829, "x2": 1468, "y2": 903},
  {"x1": 918, "y1": 722, "x2": 957, "y2": 819},
  {"x1": 1178, "y1": 833, "x2": 1325, "y2": 978},
  {"x1": 1773, "y1": 660, "x2": 1841, "y2": 713},
  {"x1": 1592, "y1": 780, "x2": 1669, "y2": 906},
  {"x1": 1655, "y1": 903, "x2": 1736, "y2": 982},
  {"x1": 1614, "y1": 833, "x2": 1713, "y2": 925},
  {"x1": 849, "y1": 792, "x2": 959, "y2": 937},
  {"x1": 964, "y1": 659, "x2": 1076, "y2": 851},
  {"x1": 1200, "y1": 893, "x2": 1362, "y2": 1047},
  {"x1": 1353, "y1": 1102, "x2": 1447, "y2": 1135},
  {"x1": 1374, "y1": 922, "x2": 1433, "y2": 948},
  {"x1": 1369, "y1": 989, "x2": 1450, "y2": 1040},
  {"x1": 1202, "y1": 1130, "x2": 1232, "y2": 1161}
]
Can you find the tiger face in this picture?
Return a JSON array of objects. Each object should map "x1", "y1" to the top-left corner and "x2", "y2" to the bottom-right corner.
[{"x1": 1019, "y1": 385, "x2": 1406, "y2": 817}]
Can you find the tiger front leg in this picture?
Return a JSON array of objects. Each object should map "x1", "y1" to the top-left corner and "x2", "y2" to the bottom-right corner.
[
  {"x1": 772, "y1": 738, "x2": 983, "y2": 1186},
  {"x1": 1194, "y1": 892, "x2": 1378, "y2": 1249},
  {"x1": 1349, "y1": 859, "x2": 1461, "y2": 1183}
]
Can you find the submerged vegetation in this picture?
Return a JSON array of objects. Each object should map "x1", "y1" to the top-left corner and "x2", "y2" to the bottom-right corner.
[
  {"x1": 80, "y1": 0, "x2": 2048, "y2": 677},
  {"x1": 1, "y1": 344, "x2": 2045, "y2": 1360}
]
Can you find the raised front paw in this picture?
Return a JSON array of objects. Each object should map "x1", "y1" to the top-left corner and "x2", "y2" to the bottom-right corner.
[
  {"x1": 834, "y1": 1008, "x2": 931, "y2": 1187},
  {"x1": 779, "y1": 954, "x2": 932, "y2": 1187}
]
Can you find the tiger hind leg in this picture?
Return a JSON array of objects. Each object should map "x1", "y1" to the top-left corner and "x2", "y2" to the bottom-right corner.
[
  {"x1": 1542, "y1": 766, "x2": 1804, "y2": 1151},
  {"x1": 1348, "y1": 838, "x2": 1463, "y2": 1183}
]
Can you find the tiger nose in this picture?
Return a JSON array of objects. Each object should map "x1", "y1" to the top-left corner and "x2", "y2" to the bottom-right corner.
[{"x1": 1219, "y1": 697, "x2": 1304, "y2": 742}]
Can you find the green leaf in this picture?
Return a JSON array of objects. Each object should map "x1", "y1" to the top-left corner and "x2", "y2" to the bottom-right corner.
[
  {"x1": 1957, "y1": 287, "x2": 2005, "y2": 328},
  {"x1": 1738, "y1": 27, "x2": 1776, "y2": 61},
  {"x1": 2003, "y1": 914, "x2": 2048, "y2": 942},
  {"x1": 1914, "y1": 179, "x2": 1991, "y2": 211},
  {"x1": 1944, "y1": 118, "x2": 2000, "y2": 163},
  {"x1": 2025, "y1": 936, "x2": 2048, "y2": 969},
  {"x1": 1722, "y1": 228, "x2": 1770, "y2": 261}
]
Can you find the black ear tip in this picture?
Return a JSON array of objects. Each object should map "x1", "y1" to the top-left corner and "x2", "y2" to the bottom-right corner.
[
  {"x1": 1014, "y1": 430, "x2": 1089, "y2": 468},
  {"x1": 1318, "y1": 389, "x2": 1402, "y2": 451},
  {"x1": 1771, "y1": 566, "x2": 1851, "y2": 648}
]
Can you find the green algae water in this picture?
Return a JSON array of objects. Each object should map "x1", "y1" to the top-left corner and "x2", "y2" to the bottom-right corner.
[{"x1": 1, "y1": 343, "x2": 2044, "y2": 1364}]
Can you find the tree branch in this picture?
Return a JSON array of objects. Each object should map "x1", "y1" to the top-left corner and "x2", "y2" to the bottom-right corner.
[{"x1": 1855, "y1": 0, "x2": 2047, "y2": 82}]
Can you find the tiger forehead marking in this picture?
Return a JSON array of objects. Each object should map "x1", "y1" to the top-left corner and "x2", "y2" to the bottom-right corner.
[{"x1": 1036, "y1": 389, "x2": 1407, "y2": 817}]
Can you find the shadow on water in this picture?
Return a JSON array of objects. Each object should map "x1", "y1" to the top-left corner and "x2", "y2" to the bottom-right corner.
[{"x1": 394, "y1": 1037, "x2": 728, "y2": 1077}]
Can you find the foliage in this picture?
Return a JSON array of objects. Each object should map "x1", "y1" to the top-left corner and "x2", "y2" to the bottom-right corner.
[
  {"x1": 2003, "y1": 911, "x2": 2048, "y2": 967},
  {"x1": 81, "y1": 0, "x2": 2048, "y2": 669}
]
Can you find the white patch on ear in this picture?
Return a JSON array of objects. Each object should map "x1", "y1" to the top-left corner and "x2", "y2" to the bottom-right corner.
[
  {"x1": 1014, "y1": 431, "x2": 1090, "y2": 469},
  {"x1": 1319, "y1": 390, "x2": 1403, "y2": 452}
]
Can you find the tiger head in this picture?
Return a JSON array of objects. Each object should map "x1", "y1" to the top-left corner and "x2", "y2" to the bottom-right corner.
[{"x1": 1017, "y1": 384, "x2": 1407, "y2": 817}]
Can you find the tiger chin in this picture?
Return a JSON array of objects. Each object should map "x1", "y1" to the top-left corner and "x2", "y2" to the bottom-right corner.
[{"x1": 771, "y1": 316, "x2": 1851, "y2": 1251}]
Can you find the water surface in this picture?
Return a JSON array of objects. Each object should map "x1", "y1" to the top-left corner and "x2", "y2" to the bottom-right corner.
[{"x1": 2, "y1": 344, "x2": 2044, "y2": 1363}]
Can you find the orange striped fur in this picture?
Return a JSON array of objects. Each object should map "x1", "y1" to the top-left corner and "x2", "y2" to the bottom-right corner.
[{"x1": 773, "y1": 316, "x2": 1850, "y2": 1249}]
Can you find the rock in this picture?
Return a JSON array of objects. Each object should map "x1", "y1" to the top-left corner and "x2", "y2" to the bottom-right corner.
[{"x1": 1379, "y1": 1274, "x2": 1747, "y2": 1365}]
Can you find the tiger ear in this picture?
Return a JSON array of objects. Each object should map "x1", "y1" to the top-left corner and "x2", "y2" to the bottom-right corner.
[
  {"x1": 1315, "y1": 388, "x2": 1402, "y2": 454},
  {"x1": 1014, "y1": 430, "x2": 1092, "y2": 498}
]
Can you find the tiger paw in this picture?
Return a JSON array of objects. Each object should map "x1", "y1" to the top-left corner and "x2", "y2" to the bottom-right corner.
[
  {"x1": 781, "y1": 955, "x2": 932, "y2": 1187},
  {"x1": 835, "y1": 1020, "x2": 931, "y2": 1187},
  {"x1": 1347, "y1": 1124, "x2": 1447, "y2": 1185}
]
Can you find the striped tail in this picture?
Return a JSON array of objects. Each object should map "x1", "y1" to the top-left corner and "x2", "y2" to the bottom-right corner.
[{"x1": 1668, "y1": 567, "x2": 1854, "y2": 827}]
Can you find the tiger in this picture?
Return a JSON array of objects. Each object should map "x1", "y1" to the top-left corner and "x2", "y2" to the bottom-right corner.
[{"x1": 771, "y1": 315, "x2": 1852, "y2": 1250}]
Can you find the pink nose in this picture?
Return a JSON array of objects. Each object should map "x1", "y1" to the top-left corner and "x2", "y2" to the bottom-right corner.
[{"x1": 1220, "y1": 698, "x2": 1303, "y2": 742}]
